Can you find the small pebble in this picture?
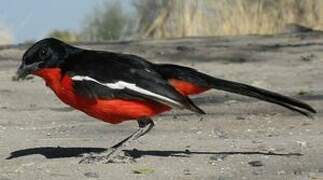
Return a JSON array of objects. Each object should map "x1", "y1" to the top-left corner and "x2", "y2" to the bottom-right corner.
[
  {"x1": 293, "y1": 169, "x2": 302, "y2": 175},
  {"x1": 236, "y1": 116, "x2": 245, "y2": 120},
  {"x1": 209, "y1": 161, "x2": 217, "y2": 166},
  {"x1": 183, "y1": 169, "x2": 191, "y2": 175},
  {"x1": 84, "y1": 172, "x2": 99, "y2": 178},
  {"x1": 132, "y1": 168, "x2": 155, "y2": 175},
  {"x1": 248, "y1": 160, "x2": 263, "y2": 167}
]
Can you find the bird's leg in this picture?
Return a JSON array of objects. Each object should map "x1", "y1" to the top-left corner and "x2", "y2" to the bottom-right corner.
[
  {"x1": 103, "y1": 118, "x2": 154, "y2": 162},
  {"x1": 79, "y1": 118, "x2": 154, "y2": 164}
]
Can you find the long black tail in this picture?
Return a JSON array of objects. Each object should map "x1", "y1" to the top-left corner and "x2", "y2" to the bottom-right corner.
[{"x1": 157, "y1": 64, "x2": 316, "y2": 117}]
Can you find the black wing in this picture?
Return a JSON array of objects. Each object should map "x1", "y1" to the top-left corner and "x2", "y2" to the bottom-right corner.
[{"x1": 61, "y1": 50, "x2": 204, "y2": 114}]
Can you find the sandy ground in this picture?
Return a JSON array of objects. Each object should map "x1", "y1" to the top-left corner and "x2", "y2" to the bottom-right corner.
[{"x1": 0, "y1": 33, "x2": 323, "y2": 180}]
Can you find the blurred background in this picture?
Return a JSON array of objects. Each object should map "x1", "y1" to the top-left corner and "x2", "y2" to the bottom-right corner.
[{"x1": 1, "y1": 0, "x2": 323, "y2": 45}]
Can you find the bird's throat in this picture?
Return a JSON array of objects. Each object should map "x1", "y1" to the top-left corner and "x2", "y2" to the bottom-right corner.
[{"x1": 33, "y1": 68, "x2": 64, "y2": 91}]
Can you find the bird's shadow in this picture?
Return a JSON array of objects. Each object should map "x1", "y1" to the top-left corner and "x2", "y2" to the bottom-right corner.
[
  {"x1": 6, "y1": 147, "x2": 107, "y2": 159},
  {"x1": 6, "y1": 147, "x2": 303, "y2": 160}
]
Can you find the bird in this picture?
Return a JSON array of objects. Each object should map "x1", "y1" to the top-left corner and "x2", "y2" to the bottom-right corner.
[{"x1": 16, "y1": 38, "x2": 316, "y2": 163}]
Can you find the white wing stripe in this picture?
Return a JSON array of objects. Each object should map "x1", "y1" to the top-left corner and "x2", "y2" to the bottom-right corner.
[{"x1": 71, "y1": 75, "x2": 181, "y2": 106}]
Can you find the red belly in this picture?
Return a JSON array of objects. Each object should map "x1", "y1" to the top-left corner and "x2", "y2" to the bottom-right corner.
[
  {"x1": 33, "y1": 68, "x2": 171, "y2": 124},
  {"x1": 80, "y1": 99, "x2": 171, "y2": 124}
]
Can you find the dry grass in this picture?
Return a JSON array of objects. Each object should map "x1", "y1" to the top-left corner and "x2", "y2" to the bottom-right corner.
[
  {"x1": 0, "y1": 23, "x2": 13, "y2": 45},
  {"x1": 135, "y1": 0, "x2": 323, "y2": 38},
  {"x1": 211, "y1": 0, "x2": 323, "y2": 36}
]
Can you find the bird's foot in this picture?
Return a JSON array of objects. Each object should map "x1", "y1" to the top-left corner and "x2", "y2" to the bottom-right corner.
[
  {"x1": 79, "y1": 153, "x2": 106, "y2": 164},
  {"x1": 79, "y1": 150, "x2": 135, "y2": 164}
]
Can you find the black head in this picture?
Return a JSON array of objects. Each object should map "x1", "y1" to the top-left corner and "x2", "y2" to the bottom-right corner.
[{"x1": 16, "y1": 38, "x2": 81, "y2": 79}]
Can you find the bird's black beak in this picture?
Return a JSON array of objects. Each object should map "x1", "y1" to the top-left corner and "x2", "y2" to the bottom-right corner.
[{"x1": 16, "y1": 62, "x2": 42, "y2": 80}]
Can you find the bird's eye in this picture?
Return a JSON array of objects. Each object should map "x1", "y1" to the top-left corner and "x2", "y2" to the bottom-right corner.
[{"x1": 39, "y1": 47, "x2": 49, "y2": 60}]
